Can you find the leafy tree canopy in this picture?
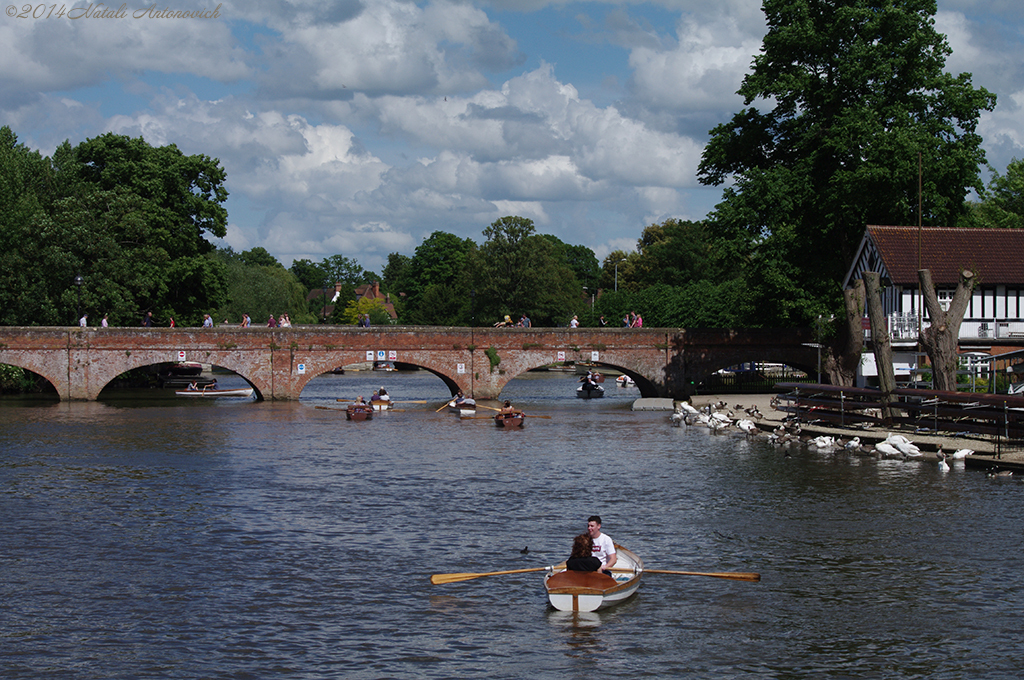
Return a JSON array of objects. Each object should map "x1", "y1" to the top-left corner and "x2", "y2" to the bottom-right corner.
[
  {"x1": 698, "y1": 0, "x2": 996, "y2": 326},
  {"x1": 965, "y1": 159, "x2": 1024, "y2": 229},
  {"x1": 0, "y1": 127, "x2": 230, "y2": 326}
]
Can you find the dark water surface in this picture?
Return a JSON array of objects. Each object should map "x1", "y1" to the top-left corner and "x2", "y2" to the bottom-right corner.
[{"x1": 2, "y1": 371, "x2": 1023, "y2": 679}]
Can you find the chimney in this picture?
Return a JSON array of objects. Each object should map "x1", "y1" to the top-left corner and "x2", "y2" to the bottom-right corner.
[{"x1": 373, "y1": 281, "x2": 380, "y2": 298}]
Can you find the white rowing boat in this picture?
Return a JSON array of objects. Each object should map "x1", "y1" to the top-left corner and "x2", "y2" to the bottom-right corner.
[
  {"x1": 544, "y1": 545, "x2": 642, "y2": 612},
  {"x1": 175, "y1": 387, "x2": 254, "y2": 398}
]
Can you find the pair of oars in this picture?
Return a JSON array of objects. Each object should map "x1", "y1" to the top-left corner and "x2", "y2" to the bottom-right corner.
[{"x1": 430, "y1": 566, "x2": 760, "y2": 585}]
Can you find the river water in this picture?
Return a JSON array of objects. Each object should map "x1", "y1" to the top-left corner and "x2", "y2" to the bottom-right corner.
[{"x1": 2, "y1": 370, "x2": 1022, "y2": 679}]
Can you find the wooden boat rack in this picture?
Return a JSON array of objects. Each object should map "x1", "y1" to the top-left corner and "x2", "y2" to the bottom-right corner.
[{"x1": 775, "y1": 382, "x2": 1024, "y2": 456}]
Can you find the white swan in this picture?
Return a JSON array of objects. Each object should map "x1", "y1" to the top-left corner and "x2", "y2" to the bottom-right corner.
[
  {"x1": 938, "y1": 451, "x2": 950, "y2": 472},
  {"x1": 874, "y1": 441, "x2": 901, "y2": 458},
  {"x1": 951, "y1": 448, "x2": 974, "y2": 459}
]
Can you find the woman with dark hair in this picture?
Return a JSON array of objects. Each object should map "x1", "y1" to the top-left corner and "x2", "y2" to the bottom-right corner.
[{"x1": 566, "y1": 533, "x2": 602, "y2": 572}]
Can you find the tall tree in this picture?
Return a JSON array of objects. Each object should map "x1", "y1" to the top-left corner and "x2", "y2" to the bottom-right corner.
[
  {"x1": 698, "y1": 0, "x2": 996, "y2": 326},
  {"x1": 474, "y1": 216, "x2": 578, "y2": 326},
  {"x1": 0, "y1": 129, "x2": 230, "y2": 326}
]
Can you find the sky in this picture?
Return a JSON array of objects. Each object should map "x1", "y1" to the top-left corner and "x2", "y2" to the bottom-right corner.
[{"x1": 3, "y1": 1, "x2": 1024, "y2": 274}]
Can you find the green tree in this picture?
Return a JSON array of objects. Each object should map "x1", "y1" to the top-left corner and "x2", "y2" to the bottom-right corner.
[
  {"x1": 473, "y1": 216, "x2": 579, "y2": 326},
  {"x1": 966, "y1": 159, "x2": 1024, "y2": 229},
  {"x1": 540, "y1": 235, "x2": 601, "y2": 291},
  {"x1": 214, "y1": 248, "x2": 311, "y2": 325},
  {"x1": 698, "y1": 0, "x2": 996, "y2": 326},
  {"x1": 0, "y1": 129, "x2": 231, "y2": 326}
]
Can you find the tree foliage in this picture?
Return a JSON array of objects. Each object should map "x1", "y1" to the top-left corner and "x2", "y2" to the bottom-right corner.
[
  {"x1": 472, "y1": 216, "x2": 580, "y2": 326},
  {"x1": 965, "y1": 159, "x2": 1024, "y2": 229},
  {"x1": 0, "y1": 127, "x2": 230, "y2": 326},
  {"x1": 698, "y1": 0, "x2": 996, "y2": 326}
]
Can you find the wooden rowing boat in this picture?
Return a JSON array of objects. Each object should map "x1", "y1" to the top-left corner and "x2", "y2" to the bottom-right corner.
[
  {"x1": 346, "y1": 403, "x2": 374, "y2": 421},
  {"x1": 494, "y1": 410, "x2": 525, "y2": 427},
  {"x1": 370, "y1": 397, "x2": 392, "y2": 411},
  {"x1": 544, "y1": 545, "x2": 642, "y2": 612},
  {"x1": 447, "y1": 397, "x2": 476, "y2": 415},
  {"x1": 174, "y1": 387, "x2": 254, "y2": 398}
]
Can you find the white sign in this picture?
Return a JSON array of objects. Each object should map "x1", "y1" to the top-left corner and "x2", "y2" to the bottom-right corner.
[
  {"x1": 388, "y1": 350, "x2": 397, "y2": 360},
  {"x1": 591, "y1": 351, "x2": 600, "y2": 361},
  {"x1": 366, "y1": 351, "x2": 374, "y2": 361},
  {"x1": 297, "y1": 363, "x2": 306, "y2": 375},
  {"x1": 377, "y1": 350, "x2": 386, "y2": 361},
  {"x1": 557, "y1": 351, "x2": 565, "y2": 361},
  {"x1": 178, "y1": 351, "x2": 186, "y2": 361},
  {"x1": 457, "y1": 363, "x2": 466, "y2": 374}
]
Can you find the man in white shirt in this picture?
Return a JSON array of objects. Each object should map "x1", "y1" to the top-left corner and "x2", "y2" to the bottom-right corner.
[{"x1": 587, "y1": 515, "x2": 617, "y2": 573}]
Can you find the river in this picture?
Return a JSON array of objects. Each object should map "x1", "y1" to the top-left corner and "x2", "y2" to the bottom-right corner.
[{"x1": 2, "y1": 370, "x2": 1022, "y2": 679}]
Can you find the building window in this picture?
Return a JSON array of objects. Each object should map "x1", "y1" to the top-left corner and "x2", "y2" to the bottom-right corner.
[{"x1": 938, "y1": 289, "x2": 953, "y2": 312}]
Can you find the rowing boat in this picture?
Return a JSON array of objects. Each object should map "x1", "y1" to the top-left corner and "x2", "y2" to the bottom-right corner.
[
  {"x1": 576, "y1": 382, "x2": 604, "y2": 399},
  {"x1": 370, "y1": 397, "x2": 392, "y2": 411},
  {"x1": 494, "y1": 410, "x2": 525, "y2": 427},
  {"x1": 447, "y1": 397, "x2": 476, "y2": 415},
  {"x1": 346, "y1": 403, "x2": 374, "y2": 421},
  {"x1": 174, "y1": 387, "x2": 254, "y2": 398},
  {"x1": 544, "y1": 545, "x2": 642, "y2": 612}
]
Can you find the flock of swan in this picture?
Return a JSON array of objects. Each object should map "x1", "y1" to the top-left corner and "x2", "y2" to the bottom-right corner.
[{"x1": 667, "y1": 400, "x2": 1000, "y2": 474}]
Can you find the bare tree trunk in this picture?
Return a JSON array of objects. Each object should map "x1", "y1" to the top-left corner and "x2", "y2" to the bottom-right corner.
[
  {"x1": 863, "y1": 272, "x2": 895, "y2": 421},
  {"x1": 918, "y1": 268, "x2": 976, "y2": 392},
  {"x1": 824, "y1": 279, "x2": 865, "y2": 387}
]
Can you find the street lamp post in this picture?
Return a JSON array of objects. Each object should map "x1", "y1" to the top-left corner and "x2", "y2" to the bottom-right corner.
[
  {"x1": 614, "y1": 258, "x2": 626, "y2": 292},
  {"x1": 73, "y1": 273, "x2": 84, "y2": 324},
  {"x1": 322, "y1": 280, "x2": 329, "y2": 323}
]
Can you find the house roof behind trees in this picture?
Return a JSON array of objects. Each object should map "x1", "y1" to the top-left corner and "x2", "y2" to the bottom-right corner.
[{"x1": 843, "y1": 226, "x2": 1024, "y2": 288}]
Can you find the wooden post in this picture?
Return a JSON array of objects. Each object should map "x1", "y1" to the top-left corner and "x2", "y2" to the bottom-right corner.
[{"x1": 864, "y1": 272, "x2": 895, "y2": 423}]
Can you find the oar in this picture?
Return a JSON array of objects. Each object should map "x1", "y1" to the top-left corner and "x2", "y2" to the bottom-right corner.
[
  {"x1": 475, "y1": 404, "x2": 502, "y2": 411},
  {"x1": 315, "y1": 405, "x2": 344, "y2": 411},
  {"x1": 394, "y1": 400, "x2": 429, "y2": 404},
  {"x1": 610, "y1": 567, "x2": 760, "y2": 582},
  {"x1": 436, "y1": 401, "x2": 453, "y2": 412},
  {"x1": 431, "y1": 565, "x2": 563, "y2": 585}
]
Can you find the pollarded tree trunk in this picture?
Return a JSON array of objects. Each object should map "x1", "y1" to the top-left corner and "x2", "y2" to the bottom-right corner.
[
  {"x1": 918, "y1": 268, "x2": 976, "y2": 392},
  {"x1": 864, "y1": 272, "x2": 895, "y2": 422},
  {"x1": 823, "y1": 279, "x2": 865, "y2": 387}
]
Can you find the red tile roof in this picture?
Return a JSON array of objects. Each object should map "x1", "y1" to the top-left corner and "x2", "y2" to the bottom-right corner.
[{"x1": 867, "y1": 225, "x2": 1024, "y2": 286}]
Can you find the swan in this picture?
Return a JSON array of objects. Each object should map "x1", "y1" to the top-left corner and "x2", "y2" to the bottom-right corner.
[
  {"x1": 844, "y1": 436, "x2": 862, "y2": 451},
  {"x1": 951, "y1": 448, "x2": 974, "y2": 459},
  {"x1": 938, "y1": 451, "x2": 950, "y2": 472},
  {"x1": 736, "y1": 419, "x2": 758, "y2": 436},
  {"x1": 874, "y1": 441, "x2": 902, "y2": 458}
]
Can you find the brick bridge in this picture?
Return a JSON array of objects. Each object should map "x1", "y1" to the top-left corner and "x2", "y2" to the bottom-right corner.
[{"x1": 0, "y1": 326, "x2": 818, "y2": 401}]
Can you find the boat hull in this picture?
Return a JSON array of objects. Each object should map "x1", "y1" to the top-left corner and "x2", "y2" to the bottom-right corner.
[
  {"x1": 494, "y1": 412, "x2": 524, "y2": 427},
  {"x1": 447, "y1": 398, "x2": 476, "y2": 415},
  {"x1": 545, "y1": 546, "x2": 642, "y2": 612},
  {"x1": 346, "y1": 405, "x2": 374, "y2": 421},
  {"x1": 576, "y1": 385, "x2": 605, "y2": 399},
  {"x1": 174, "y1": 388, "x2": 253, "y2": 398},
  {"x1": 370, "y1": 399, "x2": 392, "y2": 411}
]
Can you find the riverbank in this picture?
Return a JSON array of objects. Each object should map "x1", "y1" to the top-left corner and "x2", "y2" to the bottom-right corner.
[{"x1": 687, "y1": 393, "x2": 1024, "y2": 470}]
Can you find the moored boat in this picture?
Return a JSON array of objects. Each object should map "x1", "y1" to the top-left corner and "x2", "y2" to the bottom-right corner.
[
  {"x1": 346, "y1": 403, "x2": 374, "y2": 421},
  {"x1": 545, "y1": 545, "x2": 643, "y2": 612},
  {"x1": 616, "y1": 375, "x2": 635, "y2": 386},
  {"x1": 494, "y1": 410, "x2": 525, "y2": 427},
  {"x1": 175, "y1": 387, "x2": 254, "y2": 398}
]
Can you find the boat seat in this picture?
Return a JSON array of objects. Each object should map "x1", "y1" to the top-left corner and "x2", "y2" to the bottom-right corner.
[{"x1": 546, "y1": 570, "x2": 617, "y2": 590}]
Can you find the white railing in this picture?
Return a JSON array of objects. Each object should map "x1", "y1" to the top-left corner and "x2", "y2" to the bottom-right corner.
[{"x1": 876, "y1": 315, "x2": 1024, "y2": 342}]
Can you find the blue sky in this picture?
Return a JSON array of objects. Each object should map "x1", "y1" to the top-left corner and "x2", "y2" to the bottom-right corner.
[{"x1": 3, "y1": 0, "x2": 1023, "y2": 274}]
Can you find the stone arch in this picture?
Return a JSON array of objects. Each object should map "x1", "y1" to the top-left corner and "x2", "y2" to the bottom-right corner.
[
  {"x1": 0, "y1": 359, "x2": 61, "y2": 398},
  {"x1": 77, "y1": 350, "x2": 266, "y2": 401}
]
